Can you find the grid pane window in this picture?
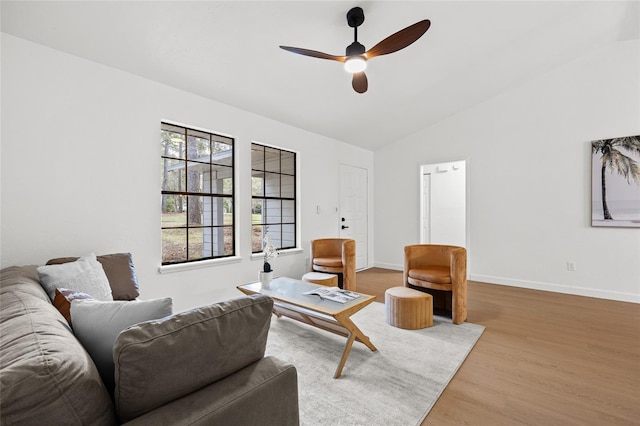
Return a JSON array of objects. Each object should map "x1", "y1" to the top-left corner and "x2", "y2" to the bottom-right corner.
[
  {"x1": 161, "y1": 122, "x2": 234, "y2": 265},
  {"x1": 251, "y1": 143, "x2": 296, "y2": 253}
]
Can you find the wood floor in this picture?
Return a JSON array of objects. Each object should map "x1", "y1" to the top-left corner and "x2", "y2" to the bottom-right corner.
[{"x1": 355, "y1": 268, "x2": 640, "y2": 426}]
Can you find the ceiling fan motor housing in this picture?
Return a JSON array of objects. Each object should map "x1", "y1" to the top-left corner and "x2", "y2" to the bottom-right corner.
[{"x1": 346, "y1": 41, "x2": 365, "y2": 57}]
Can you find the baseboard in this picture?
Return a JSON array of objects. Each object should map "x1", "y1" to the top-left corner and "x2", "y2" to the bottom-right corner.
[
  {"x1": 470, "y1": 274, "x2": 640, "y2": 304},
  {"x1": 370, "y1": 264, "x2": 639, "y2": 303},
  {"x1": 373, "y1": 262, "x2": 403, "y2": 271}
]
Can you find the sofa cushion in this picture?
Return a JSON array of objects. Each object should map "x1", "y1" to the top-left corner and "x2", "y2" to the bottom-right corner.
[
  {"x1": 37, "y1": 253, "x2": 113, "y2": 301},
  {"x1": 0, "y1": 266, "x2": 117, "y2": 425},
  {"x1": 47, "y1": 252, "x2": 140, "y2": 300},
  {"x1": 53, "y1": 288, "x2": 94, "y2": 324},
  {"x1": 71, "y1": 298, "x2": 173, "y2": 397},
  {"x1": 114, "y1": 294, "x2": 274, "y2": 422},
  {"x1": 122, "y1": 357, "x2": 299, "y2": 426}
]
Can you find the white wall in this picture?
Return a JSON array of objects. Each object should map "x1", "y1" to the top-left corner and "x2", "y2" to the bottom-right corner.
[
  {"x1": 0, "y1": 34, "x2": 373, "y2": 312},
  {"x1": 375, "y1": 40, "x2": 640, "y2": 303}
]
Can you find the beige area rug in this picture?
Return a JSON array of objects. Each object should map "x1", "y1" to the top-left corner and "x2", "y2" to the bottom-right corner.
[{"x1": 265, "y1": 301, "x2": 484, "y2": 426}]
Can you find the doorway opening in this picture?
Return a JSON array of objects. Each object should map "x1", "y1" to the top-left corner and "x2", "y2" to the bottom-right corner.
[{"x1": 420, "y1": 160, "x2": 467, "y2": 247}]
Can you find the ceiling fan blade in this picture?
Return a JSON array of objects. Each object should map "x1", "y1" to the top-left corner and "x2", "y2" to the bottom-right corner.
[
  {"x1": 352, "y1": 72, "x2": 368, "y2": 94},
  {"x1": 279, "y1": 46, "x2": 346, "y2": 62},
  {"x1": 365, "y1": 20, "x2": 430, "y2": 59}
]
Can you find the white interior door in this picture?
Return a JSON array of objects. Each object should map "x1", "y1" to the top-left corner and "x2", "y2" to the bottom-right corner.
[{"x1": 339, "y1": 164, "x2": 368, "y2": 270}]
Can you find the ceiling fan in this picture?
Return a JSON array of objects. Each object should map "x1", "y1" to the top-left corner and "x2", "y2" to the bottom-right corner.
[{"x1": 279, "y1": 7, "x2": 430, "y2": 94}]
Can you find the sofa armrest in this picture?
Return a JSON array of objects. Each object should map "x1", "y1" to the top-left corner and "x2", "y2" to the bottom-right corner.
[
  {"x1": 114, "y1": 294, "x2": 274, "y2": 422},
  {"x1": 123, "y1": 356, "x2": 299, "y2": 426}
]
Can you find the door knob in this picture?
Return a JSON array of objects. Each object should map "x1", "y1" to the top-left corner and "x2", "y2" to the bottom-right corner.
[
  {"x1": 341, "y1": 225, "x2": 349, "y2": 229},
  {"x1": 341, "y1": 217, "x2": 346, "y2": 222}
]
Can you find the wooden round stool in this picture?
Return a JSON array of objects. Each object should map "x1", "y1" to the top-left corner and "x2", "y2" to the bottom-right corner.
[
  {"x1": 302, "y1": 272, "x2": 338, "y2": 287},
  {"x1": 385, "y1": 286, "x2": 433, "y2": 329}
]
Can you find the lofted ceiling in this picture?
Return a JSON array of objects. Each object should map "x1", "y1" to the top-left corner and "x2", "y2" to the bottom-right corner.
[{"x1": 2, "y1": 1, "x2": 638, "y2": 151}]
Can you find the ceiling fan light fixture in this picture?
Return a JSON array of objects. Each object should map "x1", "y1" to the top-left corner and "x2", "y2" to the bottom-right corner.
[{"x1": 344, "y1": 57, "x2": 367, "y2": 73}]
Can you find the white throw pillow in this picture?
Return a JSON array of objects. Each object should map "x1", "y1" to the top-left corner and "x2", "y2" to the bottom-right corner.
[
  {"x1": 37, "y1": 253, "x2": 113, "y2": 301},
  {"x1": 71, "y1": 298, "x2": 173, "y2": 396}
]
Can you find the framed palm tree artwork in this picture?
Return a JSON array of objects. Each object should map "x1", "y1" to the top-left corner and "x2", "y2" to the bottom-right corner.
[{"x1": 591, "y1": 135, "x2": 640, "y2": 227}]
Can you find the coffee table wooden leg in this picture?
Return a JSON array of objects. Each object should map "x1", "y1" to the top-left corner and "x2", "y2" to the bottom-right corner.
[
  {"x1": 337, "y1": 315, "x2": 377, "y2": 352},
  {"x1": 333, "y1": 314, "x2": 377, "y2": 378},
  {"x1": 334, "y1": 332, "x2": 357, "y2": 379}
]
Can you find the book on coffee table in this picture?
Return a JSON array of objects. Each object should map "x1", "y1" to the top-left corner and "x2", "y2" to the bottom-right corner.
[{"x1": 303, "y1": 287, "x2": 361, "y2": 304}]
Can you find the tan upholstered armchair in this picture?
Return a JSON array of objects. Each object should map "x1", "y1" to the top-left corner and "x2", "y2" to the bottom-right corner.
[
  {"x1": 310, "y1": 239, "x2": 356, "y2": 291},
  {"x1": 403, "y1": 244, "x2": 467, "y2": 324}
]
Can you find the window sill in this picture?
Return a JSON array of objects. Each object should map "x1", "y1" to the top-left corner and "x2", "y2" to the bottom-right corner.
[
  {"x1": 158, "y1": 256, "x2": 242, "y2": 274},
  {"x1": 250, "y1": 248, "x2": 303, "y2": 261}
]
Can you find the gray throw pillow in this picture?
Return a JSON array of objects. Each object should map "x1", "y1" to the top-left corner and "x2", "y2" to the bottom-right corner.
[
  {"x1": 46, "y1": 253, "x2": 140, "y2": 300},
  {"x1": 71, "y1": 298, "x2": 173, "y2": 396},
  {"x1": 37, "y1": 253, "x2": 113, "y2": 301}
]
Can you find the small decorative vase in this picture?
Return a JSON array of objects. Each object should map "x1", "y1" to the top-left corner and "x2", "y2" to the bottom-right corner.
[{"x1": 259, "y1": 271, "x2": 273, "y2": 287}]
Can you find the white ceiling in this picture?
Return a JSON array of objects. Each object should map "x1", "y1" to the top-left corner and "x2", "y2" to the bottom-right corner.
[{"x1": 2, "y1": 1, "x2": 638, "y2": 151}]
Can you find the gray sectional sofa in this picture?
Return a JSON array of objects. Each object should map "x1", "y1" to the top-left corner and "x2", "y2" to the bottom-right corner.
[{"x1": 0, "y1": 265, "x2": 299, "y2": 425}]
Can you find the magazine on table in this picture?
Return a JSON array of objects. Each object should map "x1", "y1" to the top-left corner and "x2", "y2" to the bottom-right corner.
[{"x1": 303, "y1": 286, "x2": 361, "y2": 303}]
